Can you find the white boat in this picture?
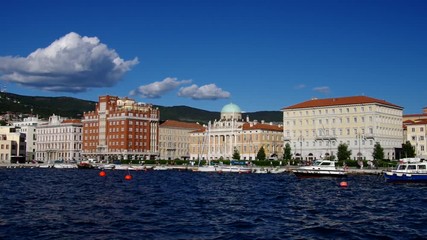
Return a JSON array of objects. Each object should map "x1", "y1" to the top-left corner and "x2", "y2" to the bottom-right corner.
[
  {"x1": 292, "y1": 160, "x2": 347, "y2": 178},
  {"x1": 193, "y1": 165, "x2": 219, "y2": 172},
  {"x1": 153, "y1": 165, "x2": 169, "y2": 170},
  {"x1": 270, "y1": 167, "x2": 287, "y2": 174},
  {"x1": 384, "y1": 158, "x2": 427, "y2": 183},
  {"x1": 253, "y1": 167, "x2": 270, "y2": 174},
  {"x1": 218, "y1": 165, "x2": 252, "y2": 173},
  {"x1": 53, "y1": 163, "x2": 78, "y2": 169},
  {"x1": 98, "y1": 164, "x2": 116, "y2": 170}
]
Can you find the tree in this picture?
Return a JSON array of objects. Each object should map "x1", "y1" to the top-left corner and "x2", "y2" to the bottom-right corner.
[
  {"x1": 257, "y1": 146, "x2": 266, "y2": 160},
  {"x1": 337, "y1": 143, "x2": 352, "y2": 161},
  {"x1": 372, "y1": 142, "x2": 384, "y2": 160},
  {"x1": 402, "y1": 141, "x2": 416, "y2": 158},
  {"x1": 284, "y1": 143, "x2": 292, "y2": 161},
  {"x1": 232, "y1": 148, "x2": 240, "y2": 160}
]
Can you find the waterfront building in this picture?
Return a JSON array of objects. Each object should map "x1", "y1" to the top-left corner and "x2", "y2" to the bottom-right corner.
[
  {"x1": 403, "y1": 107, "x2": 427, "y2": 122},
  {"x1": 82, "y1": 95, "x2": 160, "y2": 162},
  {"x1": 190, "y1": 103, "x2": 283, "y2": 161},
  {"x1": 35, "y1": 115, "x2": 82, "y2": 163},
  {"x1": 403, "y1": 119, "x2": 427, "y2": 159},
  {"x1": 282, "y1": 96, "x2": 403, "y2": 161},
  {"x1": 159, "y1": 120, "x2": 204, "y2": 160},
  {"x1": 12, "y1": 116, "x2": 48, "y2": 162},
  {"x1": 0, "y1": 126, "x2": 26, "y2": 163}
]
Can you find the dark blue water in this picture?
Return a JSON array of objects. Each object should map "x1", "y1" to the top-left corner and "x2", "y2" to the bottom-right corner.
[{"x1": 1, "y1": 169, "x2": 426, "y2": 240}]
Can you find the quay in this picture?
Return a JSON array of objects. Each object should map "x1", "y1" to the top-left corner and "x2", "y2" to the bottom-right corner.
[{"x1": 0, "y1": 163, "x2": 387, "y2": 175}]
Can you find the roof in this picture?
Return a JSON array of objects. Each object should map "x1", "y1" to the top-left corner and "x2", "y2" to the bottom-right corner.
[
  {"x1": 160, "y1": 120, "x2": 204, "y2": 130},
  {"x1": 282, "y1": 96, "x2": 402, "y2": 110},
  {"x1": 403, "y1": 119, "x2": 427, "y2": 125},
  {"x1": 221, "y1": 103, "x2": 241, "y2": 113},
  {"x1": 242, "y1": 122, "x2": 283, "y2": 132}
]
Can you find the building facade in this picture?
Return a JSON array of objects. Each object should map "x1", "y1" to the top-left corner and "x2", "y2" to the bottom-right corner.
[
  {"x1": 12, "y1": 116, "x2": 47, "y2": 162},
  {"x1": 190, "y1": 103, "x2": 283, "y2": 161},
  {"x1": 403, "y1": 119, "x2": 427, "y2": 159},
  {"x1": 159, "y1": 120, "x2": 204, "y2": 160},
  {"x1": 35, "y1": 115, "x2": 83, "y2": 163},
  {"x1": 82, "y1": 95, "x2": 160, "y2": 162},
  {"x1": 282, "y1": 96, "x2": 403, "y2": 161},
  {"x1": 0, "y1": 126, "x2": 26, "y2": 164}
]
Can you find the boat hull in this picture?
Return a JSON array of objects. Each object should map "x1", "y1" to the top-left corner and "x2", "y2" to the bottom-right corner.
[
  {"x1": 384, "y1": 172, "x2": 427, "y2": 183},
  {"x1": 293, "y1": 170, "x2": 347, "y2": 178}
]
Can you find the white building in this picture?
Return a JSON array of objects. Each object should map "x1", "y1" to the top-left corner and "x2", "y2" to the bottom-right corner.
[
  {"x1": 403, "y1": 119, "x2": 427, "y2": 159},
  {"x1": 36, "y1": 114, "x2": 83, "y2": 163},
  {"x1": 282, "y1": 96, "x2": 403, "y2": 161},
  {"x1": 0, "y1": 126, "x2": 26, "y2": 164},
  {"x1": 12, "y1": 116, "x2": 48, "y2": 162},
  {"x1": 190, "y1": 103, "x2": 283, "y2": 161}
]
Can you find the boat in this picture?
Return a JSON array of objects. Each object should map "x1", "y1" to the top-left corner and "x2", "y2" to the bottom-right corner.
[
  {"x1": 193, "y1": 165, "x2": 219, "y2": 172},
  {"x1": 292, "y1": 160, "x2": 347, "y2": 178},
  {"x1": 218, "y1": 165, "x2": 252, "y2": 173},
  {"x1": 77, "y1": 161, "x2": 95, "y2": 169},
  {"x1": 384, "y1": 158, "x2": 427, "y2": 183}
]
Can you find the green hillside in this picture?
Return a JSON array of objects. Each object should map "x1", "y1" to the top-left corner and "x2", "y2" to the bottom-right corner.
[{"x1": 0, "y1": 92, "x2": 282, "y2": 123}]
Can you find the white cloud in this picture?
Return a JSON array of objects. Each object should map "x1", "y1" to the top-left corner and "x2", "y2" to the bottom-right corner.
[
  {"x1": 178, "y1": 83, "x2": 231, "y2": 100},
  {"x1": 130, "y1": 77, "x2": 192, "y2": 98},
  {"x1": 313, "y1": 86, "x2": 331, "y2": 94},
  {"x1": 294, "y1": 84, "x2": 306, "y2": 89},
  {"x1": 0, "y1": 32, "x2": 138, "y2": 92}
]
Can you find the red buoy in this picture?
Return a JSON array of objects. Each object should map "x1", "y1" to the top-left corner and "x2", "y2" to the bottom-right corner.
[
  {"x1": 125, "y1": 174, "x2": 132, "y2": 180},
  {"x1": 340, "y1": 181, "x2": 348, "y2": 187},
  {"x1": 99, "y1": 170, "x2": 106, "y2": 177}
]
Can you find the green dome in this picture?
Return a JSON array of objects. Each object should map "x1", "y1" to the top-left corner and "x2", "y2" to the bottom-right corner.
[{"x1": 221, "y1": 103, "x2": 241, "y2": 113}]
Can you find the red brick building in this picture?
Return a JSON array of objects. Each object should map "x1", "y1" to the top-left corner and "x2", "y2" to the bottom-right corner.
[{"x1": 82, "y1": 95, "x2": 160, "y2": 162}]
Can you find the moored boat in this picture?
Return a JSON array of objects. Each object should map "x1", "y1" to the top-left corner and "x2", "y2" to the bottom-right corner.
[
  {"x1": 384, "y1": 158, "x2": 427, "y2": 183},
  {"x1": 292, "y1": 160, "x2": 347, "y2": 178}
]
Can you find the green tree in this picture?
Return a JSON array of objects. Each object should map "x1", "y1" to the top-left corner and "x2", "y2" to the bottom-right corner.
[
  {"x1": 372, "y1": 142, "x2": 384, "y2": 160},
  {"x1": 337, "y1": 143, "x2": 352, "y2": 161},
  {"x1": 232, "y1": 148, "x2": 240, "y2": 160},
  {"x1": 284, "y1": 143, "x2": 292, "y2": 161},
  {"x1": 402, "y1": 141, "x2": 416, "y2": 158},
  {"x1": 257, "y1": 146, "x2": 266, "y2": 160}
]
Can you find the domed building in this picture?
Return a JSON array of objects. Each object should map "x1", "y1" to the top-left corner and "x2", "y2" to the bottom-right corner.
[
  {"x1": 221, "y1": 103, "x2": 242, "y2": 120},
  {"x1": 190, "y1": 103, "x2": 284, "y2": 161}
]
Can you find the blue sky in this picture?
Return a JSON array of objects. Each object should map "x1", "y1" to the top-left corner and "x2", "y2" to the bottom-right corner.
[{"x1": 0, "y1": 0, "x2": 426, "y2": 114}]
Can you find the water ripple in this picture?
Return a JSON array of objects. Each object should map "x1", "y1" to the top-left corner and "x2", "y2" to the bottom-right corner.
[{"x1": 1, "y1": 169, "x2": 427, "y2": 239}]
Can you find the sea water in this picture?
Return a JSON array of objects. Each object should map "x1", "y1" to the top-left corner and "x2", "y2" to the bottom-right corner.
[{"x1": 0, "y1": 168, "x2": 426, "y2": 239}]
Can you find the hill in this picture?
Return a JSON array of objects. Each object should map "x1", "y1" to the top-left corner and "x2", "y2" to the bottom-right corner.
[{"x1": 0, "y1": 92, "x2": 282, "y2": 123}]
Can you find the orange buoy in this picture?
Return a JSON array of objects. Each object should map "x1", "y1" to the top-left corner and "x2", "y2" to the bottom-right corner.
[
  {"x1": 99, "y1": 170, "x2": 106, "y2": 177},
  {"x1": 125, "y1": 174, "x2": 132, "y2": 180},
  {"x1": 339, "y1": 181, "x2": 348, "y2": 187}
]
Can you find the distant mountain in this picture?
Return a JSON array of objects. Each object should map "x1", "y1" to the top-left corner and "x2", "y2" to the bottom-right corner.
[{"x1": 0, "y1": 92, "x2": 282, "y2": 123}]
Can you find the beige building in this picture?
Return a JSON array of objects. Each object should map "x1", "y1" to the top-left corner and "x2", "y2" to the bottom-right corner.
[
  {"x1": 282, "y1": 96, "x2": 403, "y2": 161},
  {"x1": 190, "y1": 103, "x2": 283, "y2": 161},
  {"x1": 36, "y1": 115, "x2": 83, "y2": 163},
  {"x1": 403, "y1": 119, "x2": 427, "y2": 159},
  {"x1": 0, "y1": 126, "x2": 26, "y2": 163},
  {"x1": 159, "y1": 120, "x2": 204, "y2": 160}
]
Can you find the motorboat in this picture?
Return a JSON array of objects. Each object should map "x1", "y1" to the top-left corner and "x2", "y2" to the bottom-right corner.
[
  {"x1": 193, "y1": 165, "x2": 219, "y2": 172},
  {"x1": 218, "y1": 165, "x2": 252, "y2": 173},
  {"x1": 384, "y1": 158, "x2": 427, "y2": 183},
  {"x1": 292, "y1": 160, "x2": 347, "y2": 178}
]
